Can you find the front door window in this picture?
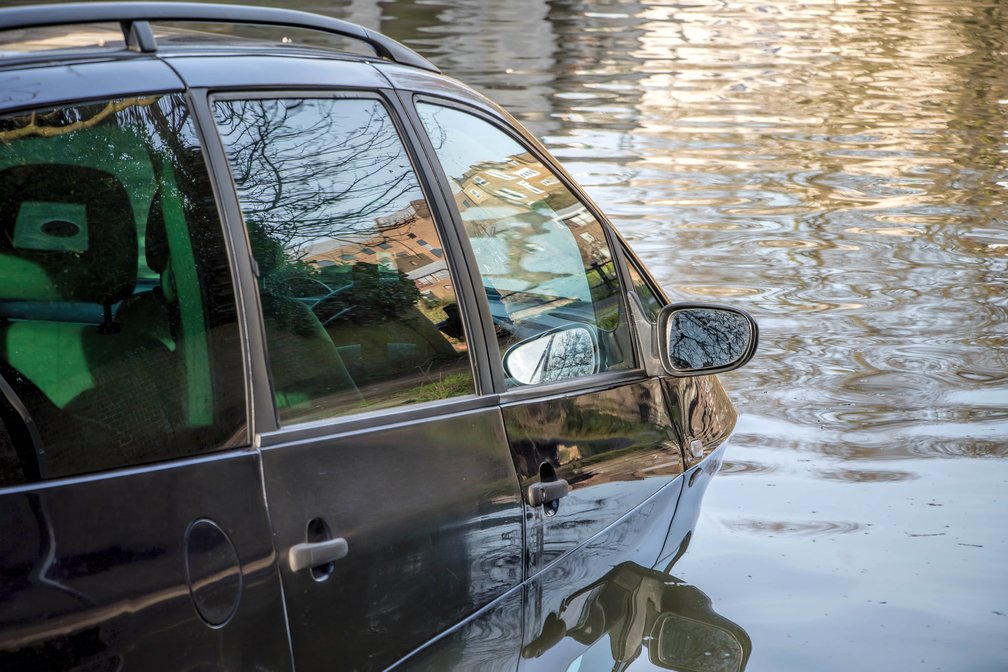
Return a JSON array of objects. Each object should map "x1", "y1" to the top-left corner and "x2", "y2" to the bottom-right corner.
[{"x1": 416, "y1": 103, "x2": 635, "y2": 386}]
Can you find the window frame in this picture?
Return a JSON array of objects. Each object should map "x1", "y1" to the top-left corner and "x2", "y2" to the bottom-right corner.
[
  {"x1": 620, "y1": 239, "x2": 670, "y2": 323},
  {"x1": 405, "y1": 93, "x2": 648, "y2": 399},
  {"x1": 199, "y1": 88, "x2": 497, "y2": 442}
]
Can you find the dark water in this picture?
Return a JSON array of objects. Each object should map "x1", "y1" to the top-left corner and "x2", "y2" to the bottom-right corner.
[
  {"x1": 336, "y1": 2, "x2": 1008, "y2": 669},
  {"x1": 14, "y1": 0, "x2": 1007, "y2": 668}
]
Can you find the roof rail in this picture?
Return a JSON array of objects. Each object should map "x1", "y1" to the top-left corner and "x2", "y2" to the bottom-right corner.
[{"x1": 0, "y1": 1, "x2": 440, "y2": 73}]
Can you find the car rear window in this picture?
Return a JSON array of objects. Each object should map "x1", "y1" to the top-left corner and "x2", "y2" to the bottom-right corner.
[{"x1": 0, "y1": 94, "x2": 246, "y2": 485}]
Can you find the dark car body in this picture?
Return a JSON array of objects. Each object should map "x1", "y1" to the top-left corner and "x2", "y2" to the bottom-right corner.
[{"x1": 0, "y1": 4, "x2": 756, "y2": 671}]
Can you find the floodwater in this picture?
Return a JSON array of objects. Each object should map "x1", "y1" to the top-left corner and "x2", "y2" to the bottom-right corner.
[
  {"x1": 14, "y1": 0, "x2": 1007, "y2": 668},
  {"x1": 334, "y1": 1, "x2": 1008, "y2": 669}
]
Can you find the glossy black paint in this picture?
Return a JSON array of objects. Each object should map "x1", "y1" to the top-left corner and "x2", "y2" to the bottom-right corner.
[
  {"x1": 395, "y1": 446, "x2": 748, "y2": 672},
  {"x1": 520, "y1": 445, "x2": 746, "y2": 672},
  {"x1": 258, "y1": 405, "x2": 524, "y2": 672},
  {"x1": 0, "y1": 58, "x2": 183, "y2": 115},
  {"x1": 502, "y1": 376, "x2": 686, "y2": 575},
  {"x1": 0, "y1": 452, "x2": 291, "y2": 671},
  {"x1": 391, "y1": 584, "x2": 525, "y2": 672},
  {"x1": 164, "y1": 53, "x2": 390, "y2": 91},
  {"x1": 524, "y1": 559, "x2": 751, "y2": 672},
  {"x1": 663, "y1": 376, "x2": 738, "y2": 470}
]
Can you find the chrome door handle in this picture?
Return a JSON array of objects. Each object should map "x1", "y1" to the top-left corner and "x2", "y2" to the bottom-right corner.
[
  {"x1": 288, "y1": 538, "x2": 348, "y2": 572},
  {"x1": 527, "y1": 479, "x2": 570, "y2": 507}
]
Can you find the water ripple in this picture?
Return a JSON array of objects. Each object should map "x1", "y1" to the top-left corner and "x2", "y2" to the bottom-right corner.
[{"x1": 721, "y1": 517, "x2": 867, "y2": 537}]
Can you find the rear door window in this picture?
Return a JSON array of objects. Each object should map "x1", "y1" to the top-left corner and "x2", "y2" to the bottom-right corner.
[
  {"x1": 213, "y1": 96, "x2": 473, "y2": 424},
  {"x1": 0, "y1": 95, "x2": 246, "y2": 484}
]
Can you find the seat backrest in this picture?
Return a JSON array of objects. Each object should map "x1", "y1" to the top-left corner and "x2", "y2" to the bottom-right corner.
[
  {"x1": 115, "y1": 189, "x2": 178, "y2": 349},
  {"x1": 0, "y1": 164, "x2": 137, "y2": 310},
  {"x1": 260, "y1": 292, "x2": 361, "y2": 415},
  {"x1": 0, "y1": 163, "x2": 181, "y2": 478}
]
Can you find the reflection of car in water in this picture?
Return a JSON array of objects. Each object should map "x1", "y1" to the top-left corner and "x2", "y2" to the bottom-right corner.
[{"x1": 524, "y1": 562, "x2": 752, "y2": 672}]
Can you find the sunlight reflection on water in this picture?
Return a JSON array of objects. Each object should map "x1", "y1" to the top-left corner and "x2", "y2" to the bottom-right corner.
[{"x1": 11, "y1": 0, "x2": 1000, "y2": 667}]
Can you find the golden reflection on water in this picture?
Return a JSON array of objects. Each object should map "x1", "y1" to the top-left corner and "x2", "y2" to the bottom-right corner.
[{"x1": 9, "y1": 0, "x2": 1004, "y2": 667}]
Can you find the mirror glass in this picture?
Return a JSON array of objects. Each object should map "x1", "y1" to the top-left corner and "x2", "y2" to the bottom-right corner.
[
  {"x1": 653, "y1": 612, "x2": 745, "y2": 671},
  {"x1": 666, "y1": 308, "x2": 752, "y2": 372},
  {"x1": 504, "y1": 325, "x2": 599, "y2": 385}
]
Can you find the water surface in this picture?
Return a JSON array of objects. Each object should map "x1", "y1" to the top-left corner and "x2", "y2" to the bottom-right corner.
[
  {"x1": 16, "y1": 0, "x2": 1008, "y2": 667},
  {"x1": 364, "y1": 2, "x2": 1008, "y2": 668}
]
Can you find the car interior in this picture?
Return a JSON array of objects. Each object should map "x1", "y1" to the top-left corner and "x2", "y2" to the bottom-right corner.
[{"x1": 0, "y1": 99, "x2": 242, "y2": 484}]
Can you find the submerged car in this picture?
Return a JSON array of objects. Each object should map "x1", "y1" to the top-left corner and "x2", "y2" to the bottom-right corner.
[{"x1": 0, "y1": 3, "x2": 757, "y2": 670}]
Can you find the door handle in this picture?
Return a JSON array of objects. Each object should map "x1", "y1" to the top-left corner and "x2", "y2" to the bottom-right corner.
[
  {"x1": 527, "y1": 479, "x2": 570, "y2": 507},
  {"x1": 288, "y1": 538, "x2": 349, "y2": 573}
]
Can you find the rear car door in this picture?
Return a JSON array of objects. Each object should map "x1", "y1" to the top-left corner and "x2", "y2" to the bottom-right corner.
[
  {"x1": 0, "y1": 74, "x2": 290, "y2": 670},
  {"x1": 209, "y1": 92, "x2": 525, "y2": 672}
]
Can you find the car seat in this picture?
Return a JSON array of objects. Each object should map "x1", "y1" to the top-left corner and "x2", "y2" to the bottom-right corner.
[
  {"x1": 115, "y1": 189, "x2": 179, "y2": 350},
  {"x1": 0, "y1": 164, "x2": 180, "y2": 479}
]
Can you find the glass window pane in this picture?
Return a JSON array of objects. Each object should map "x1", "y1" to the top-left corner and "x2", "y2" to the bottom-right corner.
[
  {"x1": 417, "y1": 103, "x2": 634, "y2": 386},
  {"x1": 626, "y1": 254, "x2": 664, "y2": 321},
  {"x1": 0, "y1": 95, "x2": 246, "y2": 484},
  {"x1": 214, "y1": 98, "x2": 473, "y2": 424}
]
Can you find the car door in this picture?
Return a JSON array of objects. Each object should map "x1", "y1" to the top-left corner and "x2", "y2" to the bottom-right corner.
[
  {"x1": 410, "y1": 96, "x2": 754, "y2": 672},
  {"x1": 412, "y1": 99, "x2": 688, "y2": 573},
  {"x1": 0, "y1": 85, "x2": 290, "y2": 671},
  {"x1": 208, "y1": 92, "x2": 525, "y2": 672}
]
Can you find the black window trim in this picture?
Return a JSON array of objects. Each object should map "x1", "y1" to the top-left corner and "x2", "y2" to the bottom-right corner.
[
  {"x1": 618, "y1": 236, "x2": 670, "y2": 319},
  {"x1": 188, "y1": 86, "x2": 263, "y2": 441},
  {"x1": 199, "y1": 87, "x2": 491, "y2": 438},
  {"x1": 406, "y1": 93, "x2": 650, "y2": 396},
  {"x1": 257, "y1": 393, "x2": 501, "y2": 448}
]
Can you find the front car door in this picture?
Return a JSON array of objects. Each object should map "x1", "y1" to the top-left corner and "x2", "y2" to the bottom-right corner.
[
  {"x1": 410, "y1": 99, "x2": 703, "y2": 666},
  {"x1": 209, "y1": 92, "x2": 525, "y2": 672},
  {"x1": 0, "y1": 66, "x2": 290, "y2": 671}
]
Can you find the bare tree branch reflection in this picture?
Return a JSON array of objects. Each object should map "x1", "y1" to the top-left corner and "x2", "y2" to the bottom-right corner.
[
  {"x1": 505, "y1": 326, "x2": 598, "y2": 384},
  {"x1": 213, "y1": 99, "x2": 419, "y2": 255},
  {"x1": 668, "y1": 309, "x2": 750, "y2": 370}
]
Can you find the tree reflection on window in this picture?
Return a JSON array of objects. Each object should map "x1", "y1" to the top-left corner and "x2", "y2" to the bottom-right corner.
[
  {"x1": 668, "y1": 309, "x2": 750, "y2": 371},
  {"x1": 214, "y1": 98, "x2": 473, "y2": 422}
]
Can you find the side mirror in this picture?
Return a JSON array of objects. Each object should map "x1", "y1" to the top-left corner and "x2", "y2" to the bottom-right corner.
[
  {"x1": 658, "y1": 304, "x2": 758, "y2": 376},
  {"x1": 503, "y1": 324, "x2": 600, "y2": 385},
  {"x1": 651, "y1": 612, "x2": 748, "y2": 671}
]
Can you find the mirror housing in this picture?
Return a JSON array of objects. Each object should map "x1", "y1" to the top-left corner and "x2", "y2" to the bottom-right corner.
[
  {"x1": 657, "y1": 304, "x2": 758, "y2": 376},
  {"x1": 503, "y1": 324, "x2": 600, "y2": 385}
]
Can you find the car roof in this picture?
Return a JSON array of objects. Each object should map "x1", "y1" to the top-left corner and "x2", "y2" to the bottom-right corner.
[
  {"x1": 0, "y1": 2, "x2": 439, "y2": 70},
  {"x1": 0, "y1": 2, "x2": 500, "y2": 113}
]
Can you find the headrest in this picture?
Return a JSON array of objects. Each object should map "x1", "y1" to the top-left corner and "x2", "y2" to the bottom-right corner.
[
  {"x1": 0, "y1": 164, "x2": 138, "y2": 306},
  {"x1": 144, "y1": 190, "x2": 169, "y2": 274}
]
